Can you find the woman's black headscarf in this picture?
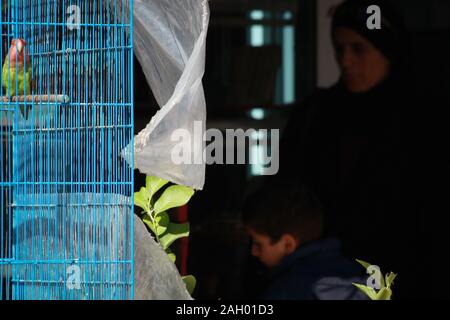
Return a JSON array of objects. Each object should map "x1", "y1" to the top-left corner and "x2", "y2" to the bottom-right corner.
[{"x1": 331, "y1": 0, "x2": 412, "y2": 82}]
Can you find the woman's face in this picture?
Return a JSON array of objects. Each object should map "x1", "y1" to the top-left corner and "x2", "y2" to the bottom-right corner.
[{"x1": 333, "y1": 27, "x2": 391, "y2": 93}]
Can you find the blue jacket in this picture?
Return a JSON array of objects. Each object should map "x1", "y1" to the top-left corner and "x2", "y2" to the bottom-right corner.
[{"x1": 261, "y1": 238, "x2": 368, "y2": 300}]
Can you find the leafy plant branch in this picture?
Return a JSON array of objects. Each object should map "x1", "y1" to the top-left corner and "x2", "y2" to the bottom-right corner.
[
  {"x1": 134, "y1": 175, "x2": 197, "y2": 295},
  {"x1": 352, "y1": 259, "x2": 397, "y2": 300}
]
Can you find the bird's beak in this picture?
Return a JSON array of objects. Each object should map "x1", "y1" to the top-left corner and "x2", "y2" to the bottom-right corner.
[{"x1": 17, "y1": 40, "x2": 24, "y2": 54}]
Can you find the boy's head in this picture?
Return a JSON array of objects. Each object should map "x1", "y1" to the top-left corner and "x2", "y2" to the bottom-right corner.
[{"x1": 242, "y1": 182, "x2": 323, "y2": 268}]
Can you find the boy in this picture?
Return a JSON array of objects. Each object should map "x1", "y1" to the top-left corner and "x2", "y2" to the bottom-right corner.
[{"x1": 242, "y1": 181, "x2": 368, "y2": 300}]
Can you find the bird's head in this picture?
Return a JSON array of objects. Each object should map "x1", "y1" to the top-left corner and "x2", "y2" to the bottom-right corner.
[
  {"x1": 14, "y1": 39, "x2": 26, "y2": 54},
  {"x1": 9, "y1": 38, "x2": 29, "y2": 67}
]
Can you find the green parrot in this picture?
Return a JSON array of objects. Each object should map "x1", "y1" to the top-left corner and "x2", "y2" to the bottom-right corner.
[
  {"x1": 2, "y1": 38, "x2": 31, "y2": 96},
  {"x1": 2, "y1": 38, "x2": 32, "y2": 116}
]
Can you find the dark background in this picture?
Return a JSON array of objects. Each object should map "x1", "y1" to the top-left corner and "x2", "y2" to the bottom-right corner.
[{"x1": 133, "y1": 0, "x2": 449, "y2": 300}]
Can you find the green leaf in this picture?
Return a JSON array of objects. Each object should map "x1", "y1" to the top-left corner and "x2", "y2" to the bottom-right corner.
[
  {"x1": 352, "y1": 283, "x2": 378, "y2": 300},
  {"x1": 143, "y1": 215, "x2": 156, "y2": 235},
  {"x1": 375, "y1": 287, "x2": 392, "y2": 300},
  {"x1": 154, "y1": 185, "x2": 194, "y2": 215},
  {"x1": 154, "y1": 212, "x2": 170, "y2": 236},
  {"x1": 146, "y1": 176, "x2": 169, "y2": 201},
  {"x1": 168, "y1": 253, "x2": 176, "y2": 264},
  {"x1": 355, "y1": 259, "x2": 372, "y2": 270},
  {"x1": 182, "y1": 275, "x2": 196, "y2": 295},
  {"x1": 385, "y1": 272, "x2": 397, "y2": 288},
  {"x1": 159, "y1": 222, "x2": 190, "y2": 250},
  {"x1": 165, "y1": 248, "x2": 177, "y2": 263},
  {"x1": 134, "y1": 187, "x2": 150, "y2": 212}
]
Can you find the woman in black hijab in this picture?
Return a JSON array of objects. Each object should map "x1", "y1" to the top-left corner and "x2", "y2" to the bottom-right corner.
[{"x1": 278, "y1": 0, "x2": 426, "y2": 299}]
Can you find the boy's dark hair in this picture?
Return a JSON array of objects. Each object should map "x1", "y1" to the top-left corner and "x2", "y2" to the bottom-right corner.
[{"x1": 242, "y1": 181, "x2": 323, "y2": 244}]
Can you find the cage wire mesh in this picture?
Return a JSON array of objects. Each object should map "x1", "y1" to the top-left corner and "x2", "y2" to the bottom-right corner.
[{"x1": 1, "y1": 0, "x2": 134, "y2": 299}]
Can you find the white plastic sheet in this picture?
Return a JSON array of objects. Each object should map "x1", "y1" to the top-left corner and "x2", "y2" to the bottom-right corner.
[
  {"x1": 134, "y1": 214, "x2": 192, "y2": 300},
  {"x1": 122, "y1": 0, "x2": 209, "y2": 190}
]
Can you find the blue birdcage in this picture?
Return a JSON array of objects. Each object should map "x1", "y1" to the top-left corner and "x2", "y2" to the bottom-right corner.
[{"x1": 1, "y1": 0, "x2": 134, "y2": 300}]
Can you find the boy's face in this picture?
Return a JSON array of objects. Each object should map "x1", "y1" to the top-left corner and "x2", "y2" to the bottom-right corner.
[{"x1": 247, "y1": 228, "x2": 294, "y2": 268}]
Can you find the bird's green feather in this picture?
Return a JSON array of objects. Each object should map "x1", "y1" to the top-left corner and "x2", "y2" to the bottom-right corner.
[{"x1": 2, "y1": 57, "x2": 31, "y2": 97}]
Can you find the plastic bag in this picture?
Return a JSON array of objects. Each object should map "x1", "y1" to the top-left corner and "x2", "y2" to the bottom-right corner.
[
  {"x1": 134, "y1": 214, "x2": 192, "y2": 300},
  {"x1": 121, "y1": 0, "x2": 209, "y2": 190}
]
